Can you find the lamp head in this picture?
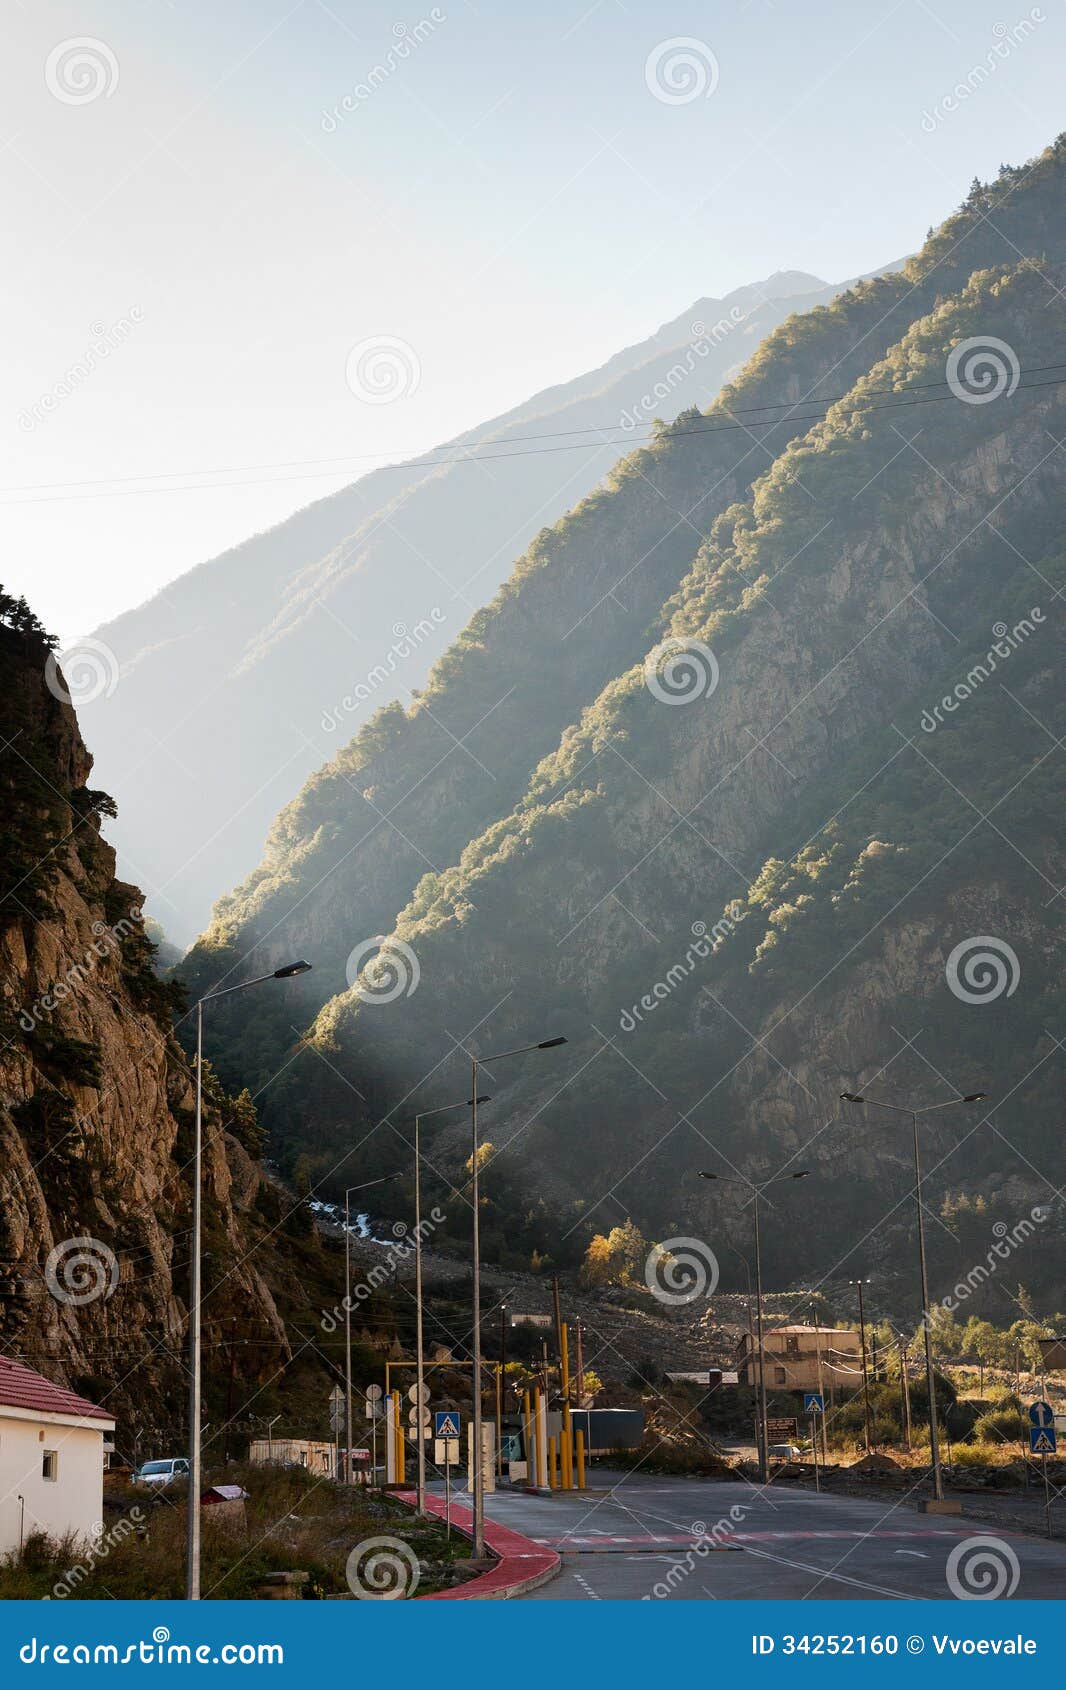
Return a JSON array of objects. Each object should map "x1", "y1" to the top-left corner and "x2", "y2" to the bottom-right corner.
[
  {"x1": 538, "y1": 1037, "x2": 567, "y2": 1049},
  {"x1": 274, "y1": 960, "x2": 312, "y2": 978},
  {"x1": 839, "y1": 1092, "x2": 864, "y2": 1103}
]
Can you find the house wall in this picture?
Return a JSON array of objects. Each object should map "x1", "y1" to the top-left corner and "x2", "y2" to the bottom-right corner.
[{"x1": 0, "y1": 1416, "x2": 107, "y2": 1556}]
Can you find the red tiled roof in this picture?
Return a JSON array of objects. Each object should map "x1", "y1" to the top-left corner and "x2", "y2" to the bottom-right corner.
[{"x1": 0, "y1": 1355, "x2": 113, "y2": 1423}]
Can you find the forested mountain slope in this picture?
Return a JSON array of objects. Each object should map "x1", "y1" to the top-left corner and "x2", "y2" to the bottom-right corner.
[
  {"x1": 185, "y1": 144, "x2": 1066, "y2": 1305},
  {"x1": 82, "y1": 271, "x2": 835, "y2": 942}
]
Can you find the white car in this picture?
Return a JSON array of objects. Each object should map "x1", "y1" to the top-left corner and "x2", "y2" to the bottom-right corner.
[
  {"x1": 767, "y1": 1442, "x2": 804, "y2": 1462},
  {"x1": 133, "y1": 1456, "x2": 189, "y2": 1487}
]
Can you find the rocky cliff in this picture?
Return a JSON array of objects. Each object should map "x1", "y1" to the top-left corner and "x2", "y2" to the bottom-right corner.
[{"x1": 0, "y1": 603, "x2": 299, "y2": 1437}]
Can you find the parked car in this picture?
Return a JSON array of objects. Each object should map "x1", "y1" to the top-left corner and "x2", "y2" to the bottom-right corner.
[
  {"x1": 767, "y1": 1442, "x2": 804, "y2": 1462},
  {"x1": 133, "y1": 1456, "x2": 189, "y2": 1487}
]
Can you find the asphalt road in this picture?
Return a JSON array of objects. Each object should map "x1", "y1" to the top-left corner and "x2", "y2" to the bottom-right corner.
[{"x1": 449, "y1": 1468, "x2": 1066, "y2": 1600}]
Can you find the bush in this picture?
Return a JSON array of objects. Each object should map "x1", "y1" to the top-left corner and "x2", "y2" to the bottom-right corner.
[{"x1": 972, "y1": 1408, "x2": 1026, "y2": 1446}]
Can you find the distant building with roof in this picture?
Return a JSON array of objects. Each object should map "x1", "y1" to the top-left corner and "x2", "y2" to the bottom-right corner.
[
  {"x1": 0, "y1": 1357, "x2": 115, "y2": 1556},
  {"x1": 735, "y1": 1325, "x2": 862, "y2": 1392}
]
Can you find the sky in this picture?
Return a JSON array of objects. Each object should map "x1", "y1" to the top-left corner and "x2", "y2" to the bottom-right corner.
[{"x1": 3, "y1": 0, "x2": 1064, "y2": 643}]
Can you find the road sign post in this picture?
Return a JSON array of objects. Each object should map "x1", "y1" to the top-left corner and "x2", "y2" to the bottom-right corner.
[
  {"x1": 434, "y1": 1413, "x2": 461, "y2": 1538},
  {"x1": 1029, "y1": 1403, "x2": 1056, "y2": 1536}
]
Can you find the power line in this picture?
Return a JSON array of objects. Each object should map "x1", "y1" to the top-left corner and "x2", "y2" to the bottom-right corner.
[{"x1": 5, "y1": 359, "x2": 1066, "y2": 506}]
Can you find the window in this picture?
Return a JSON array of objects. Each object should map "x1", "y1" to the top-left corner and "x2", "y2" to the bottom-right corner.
[
  {"x1": 786, "y1": 1336, "x2": 800, "y2": 1357},
  {"x1": 774, "y1": 1367, "x2": 787, "y2": 1384},
  {"x1": 42, "y1": 1450, "x2": 58, "y2": 1482}
]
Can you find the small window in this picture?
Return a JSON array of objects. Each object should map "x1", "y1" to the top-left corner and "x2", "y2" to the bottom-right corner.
[
  {"x1": 786, "y1": 1336, "x2": 800, "y2": 1357},
  {"x1": 774, "y1": 1367, "x2": 787, "y2": 1384},
  {"x1": 42, "y1": 1450, "x2": 58, "y2": 1481}
]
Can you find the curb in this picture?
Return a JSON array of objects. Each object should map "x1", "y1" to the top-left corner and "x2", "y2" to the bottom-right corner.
[{"x1": 395, "y1": 1490, "x2": 560, "y2": 1600}]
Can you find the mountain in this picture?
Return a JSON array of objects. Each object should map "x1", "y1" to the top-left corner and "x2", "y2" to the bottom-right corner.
[
  {"x1": 79, "y1": 270, "x2": 852, "y2": 944},
  {"x1": 0, "y1": 598, "x2": 336, "y2": 1436},
  {"x1": 184, "y1": 141, "x2": 1066, "y2": 1310}
]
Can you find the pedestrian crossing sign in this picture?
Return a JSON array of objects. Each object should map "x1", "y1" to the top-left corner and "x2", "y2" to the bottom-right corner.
[
  {"x1": 435, "y1": 1411, "x2": 461, "y2": 1439},
  {"x1": 804, "y1": 1393, "x2": 824, "y2": 1414},
  {"x1": 1030, "y1": 1427, "x2": 1056, "y2": 1455}
]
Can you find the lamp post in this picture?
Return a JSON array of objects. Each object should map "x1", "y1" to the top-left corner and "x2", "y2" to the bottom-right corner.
[
  {"x1": 187, "y1": 959, "x2": 312, "y2": 1600},
  {"x1": 698, "y1": 1169, "x2": 810, "y2": 1484},
  {"x1": 343, "y1": 1172, "x2": 403, "y2": 1489},
  {"x1": 840, "y1": 1089, "x2": 986, "y2": 1503},
  {"x1": 469, "y1": 1037, "x2": 566, "y2": 1556},
  {"x1": 403, "y1": 1097, "x2": 491, "y2": 1514}
]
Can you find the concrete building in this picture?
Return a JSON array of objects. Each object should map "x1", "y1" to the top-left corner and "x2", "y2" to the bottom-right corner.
[
  {"x1": 736, "y1": 1326, "x2": 862, "y2": 1392},
  {"x1": 0, "y1": 1357, "x2": 115, "y2": 1556}
]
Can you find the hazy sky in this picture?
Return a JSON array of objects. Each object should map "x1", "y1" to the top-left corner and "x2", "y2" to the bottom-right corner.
[{"x1": 4, "y1": 0, "x2": 1063, "y2": 643}]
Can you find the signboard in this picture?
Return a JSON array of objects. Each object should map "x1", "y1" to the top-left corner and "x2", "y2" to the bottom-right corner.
[
  {"x1": 1030, "y1": 1427, "x2": 1057, "y2": 1455},
  {"x1": 1028, "y1": 1399, "x2": 1054, "y2": 1429},
  {"x1": 509, "y1": 1313, "x2": 553, "y2": 1330},
  {"x1": 434, "y1": 1410, "x2": 461, "y2": 1439},
  {"x1": 329, "y1": 1386, "x2": 345, "y2": 1434},
  {"x1": 434, "y1": 1438, "x2": 460, "y2": 1465},
  {"x1": 1038, "y1": 1337, "x2": 1066, "y2": 1372},
  {"x1": 765, "y1": 1417, "x2": 798, "y2": 1439},
  {"x1": 804, "y1": 1393, "x2": 824, "y2": 1414}
]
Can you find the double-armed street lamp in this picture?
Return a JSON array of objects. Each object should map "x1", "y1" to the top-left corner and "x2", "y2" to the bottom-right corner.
[
  {"x1": 697, "y1": 1169, "x2": 810, "y2": 1484},
  {"x1": 401, "y1": 1096, "x2": 491, "y2": 1515},
  {"x1": 468, "y1": 1037, "x2": 566, "y2": 1556},
  {"x1": 187, "y1": 959, "x2": 312, "y2": 1601},
  {"x1": 839, "y1": 1089, "x2": 987, "y2": 1502}
]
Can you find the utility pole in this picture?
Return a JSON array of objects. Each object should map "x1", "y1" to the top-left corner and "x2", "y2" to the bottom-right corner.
[
  {"x1": 899, "y1": 1335, "x2": 912, "y2": 1449},
  {"x1": 851, "y1": 1278, "x2": 872, "y2": 1451},
  {"x1": 575, "y1": 1319, "x2": 585, "y2": 1407},
  {"x1": 223, "y1": 1319, "x2": 237, "y2": 1462},
  {"x1": 552, "y1": 1275, "x2": 564, "y2": 1396}
]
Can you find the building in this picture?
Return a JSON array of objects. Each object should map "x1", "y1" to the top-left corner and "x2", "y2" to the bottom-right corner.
[
  {"x1": 735, "y1": 1326, "x2": 862, "y2": 1392},
  {"x1": 0, "y1": 1357, "x2": 115, "y2": 1556},
  {"x1": 247, "y1": 1437, "x2": 335, "y2": 1474}
]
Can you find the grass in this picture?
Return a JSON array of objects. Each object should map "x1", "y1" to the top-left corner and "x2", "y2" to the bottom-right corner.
[{"x1": 0, "y1": 1464, "x2": 472, "y2": 1600}]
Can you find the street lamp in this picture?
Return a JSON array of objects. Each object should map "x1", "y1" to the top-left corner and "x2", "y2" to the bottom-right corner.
[
  {"x1": 343, "y1": 1171, "x2": 404, "y2": 1490},
  {"x1": 698, "y1": 1169, "x2": 810, "y2": 1484},
  {"x1": 402, "y1": 1097, "x2": 491, "y2": 1515},
  {"x1": 848, "y1": 1278, "x2": 873, "y2": 1451},
  {"x1": 468, "y1": 1037, "x2": 566, "y2": 1556},
  {"x1": 187, "y1": 960, "x2": 312, "y2": 1600},
  {"x1": 839, "y1": 1089, "x2": 987, "y2": 1502}
]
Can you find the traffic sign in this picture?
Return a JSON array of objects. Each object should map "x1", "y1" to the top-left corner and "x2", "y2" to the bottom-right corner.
[
  {"x1": 435, "y1": 1410, "x2": 461, "y2": 1439},
  {"x1": 1029, "y1": 1399, "x2": 1054, "y2": 1429},
  {"x1": 366, "y1": 1384, "x2": 383, "y2": 1401},
  {"x1": 804, "y1": 1393, "x2": 824, "y2": 1414},
  {"x1": 1030, "y1": 1427, "x2": 1057, "y2": 1455}
]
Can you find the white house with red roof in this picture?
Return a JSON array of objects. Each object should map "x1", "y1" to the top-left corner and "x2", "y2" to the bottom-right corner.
[{"x1": 0, "y1": 1357, "x2": 115, "y2": 1555}]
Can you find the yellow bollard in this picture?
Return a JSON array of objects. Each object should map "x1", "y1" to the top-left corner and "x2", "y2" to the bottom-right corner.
[
  {"x1": 522, "y1": 1389, "x2": 532, "y2": 1486},
  {"x1": 548, "y1": 1436, "x2": 558, "y2": 1489},
  {"x1": 531, "y1": 1387, "x2": 541, "y2": 1489},
  {"x1": 576, "y1": 1428, "x2": 586, "y2": 1490}
]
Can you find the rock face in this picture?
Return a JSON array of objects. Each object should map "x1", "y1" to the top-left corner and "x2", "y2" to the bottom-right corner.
[
  {"x1": 184, "y1": 143, "x2": 1066, "y2": 1304},
  {"x1": 0, "y1": 612, "x2": 287, "y2": 1428}
]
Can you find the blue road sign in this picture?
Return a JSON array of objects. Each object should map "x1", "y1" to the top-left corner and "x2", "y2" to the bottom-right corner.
[
  {"x1": 1030, "y1": 1427, "x2": 1057, "y2": 1455},
  {"x1": 435, "y1": 1411, "x2": 461, "y2": 1439},
  {"x1": 803, "y1": 1393, "x2": 824, "y2": 1414},
  {"x1": 1029, "y1": 1399, "x2": 1054, "y2": 1429}
]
